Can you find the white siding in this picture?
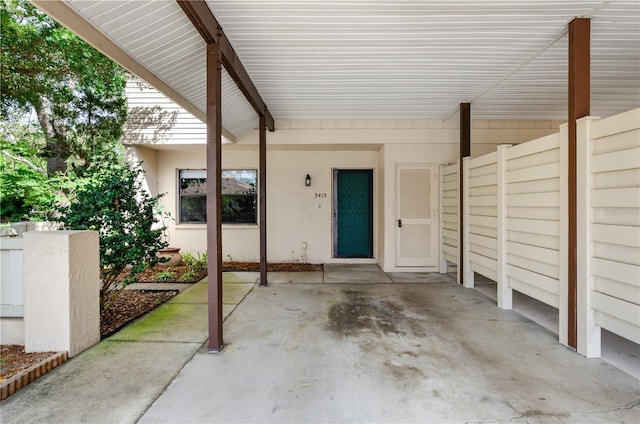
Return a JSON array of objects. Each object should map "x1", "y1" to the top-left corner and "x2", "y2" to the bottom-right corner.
[{"x1": 123, "y1": 79, "x2": 207, "y2": 146}]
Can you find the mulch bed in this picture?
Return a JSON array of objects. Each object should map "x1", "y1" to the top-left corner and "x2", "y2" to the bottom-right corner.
[
  {"x1": 0, "y1": 345, "x2": 56, "y2": 383},
  {"x1": 118, "y1": 264, "x2": 207, "y2": 284},
  {"x1": 100, "y1": 290, "x2": 177, "y2": 338},
  {"x1": 223, "y1": 262, "x2": 323, "y2": 272},
  {"x1": 118, "y1": 262, "x2": 321, "y2": 284}
]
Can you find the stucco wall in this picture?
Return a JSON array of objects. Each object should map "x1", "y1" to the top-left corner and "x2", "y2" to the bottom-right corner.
[
  {"x1": 157, "y1": 146, "x2": 380, "y2": 263},
  {"x1": 126, "y1": 146, "x2": 158, "y2": 197},
  {"x1": 23, "y1": 231, "x2": 100, "y2": 356},
  {"x1": 136, "y1": 120, "x2": 561, "y2": 268}
]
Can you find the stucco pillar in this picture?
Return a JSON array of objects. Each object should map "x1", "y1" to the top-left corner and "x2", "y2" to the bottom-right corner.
[{"x1": 23, "y1": 231, "x2": 100, "y2": 357}]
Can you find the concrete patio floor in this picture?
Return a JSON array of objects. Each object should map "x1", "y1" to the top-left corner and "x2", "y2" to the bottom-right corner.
[
  {"x1": 139, "y1": 279, "x2": 639, "y2": 423},
  {"x1": 2, "y1": 266, "x2": 639, "y2": 423}
]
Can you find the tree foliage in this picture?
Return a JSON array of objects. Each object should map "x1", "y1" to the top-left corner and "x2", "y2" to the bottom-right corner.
[
  {"x1": 1, "y1": 0, "x2": 127, "y2": 176},
  {"x1": 57, "y1": 153, "x2": 168, "y2": 312}
]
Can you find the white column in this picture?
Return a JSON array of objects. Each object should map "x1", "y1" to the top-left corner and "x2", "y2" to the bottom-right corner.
[
  {"x1": 24, "y1": 231, "x2": 100, "y2": 357},
  {"x1": 496, "y1": 145, "x2": 512, "y2": 309},
  {"x1": 456, "y1": 160, "x2": 461, "y2": 285},
  {"x1": 558, "y1": 123, "x2": 570, "y2": 347},
  {"x1": 576, "y1": 116, "x2": 602, "y2": 357},
  {"x1": 462, "y1": 157, "x2": 474, "y2": 288}
]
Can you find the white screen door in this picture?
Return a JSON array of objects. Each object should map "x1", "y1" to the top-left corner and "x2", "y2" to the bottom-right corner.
[{"x1": 396, "y1": 165, "x2": 437, "y2": 267}]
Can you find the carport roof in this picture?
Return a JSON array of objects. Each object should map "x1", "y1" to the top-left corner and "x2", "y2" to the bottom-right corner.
[{"x1": 32, "y1": 1, "x2": 640, "y2": 139}]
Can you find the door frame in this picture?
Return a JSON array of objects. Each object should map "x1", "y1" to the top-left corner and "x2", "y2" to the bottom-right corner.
[{"x1": 333, "y1": 168, "x2": 374, "y2": 259}]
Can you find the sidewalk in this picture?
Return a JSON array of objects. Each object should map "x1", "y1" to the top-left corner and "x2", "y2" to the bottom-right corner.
[{"x1": 0, "y1": 273, "x2": 257, "y2": 424}]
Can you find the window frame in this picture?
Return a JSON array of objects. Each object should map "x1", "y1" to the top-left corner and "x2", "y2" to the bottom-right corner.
[{"x1": 177, "y1": 169, "x2": 258, "y2": 226}]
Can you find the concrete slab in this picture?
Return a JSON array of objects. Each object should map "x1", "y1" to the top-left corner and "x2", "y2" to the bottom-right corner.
[
  {"x1": 387, "y1": 272, "x2": 452, "y2": 283},
  {"x1": 170, "y1": 278, "x2": 254, "y2": 305},
  {"x1": 166, "y1": 279, "x2": 208, "y2": 304},
  {"x1": 324, "y1": 270, "x2": 392, "y2": 284},
  {"x1": 110, "y1": 303, "x2": 209, "y2": 343},
  {"x1": 141, "y1": 283, "x2": 640, "y2": 424},
  {"x1": 324, "y1": 263, "x2": 381, "y2": 272},
  {"x1": 223, "y1": 272, "x2": 259, "y2": 284},
  {"x1": 267, "y1": 271, "x2": 323, "y2": 284},
  {"x1": 475, "y1": 281, "x2": 559, "y2": 334},
  {"x1": 1, "y1": 340, "x2": 201, "y2": 424},
  {"x1": 223, "y1": 282, "x2": 255, "y2": 305},
  {"x1": 475, "y1": 280, "x2": 640, "y2": 379}
]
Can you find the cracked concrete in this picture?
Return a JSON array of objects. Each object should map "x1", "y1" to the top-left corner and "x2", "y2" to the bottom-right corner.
[{"x1": 141, "y1": 281, "x2": 640, "y2": 423}]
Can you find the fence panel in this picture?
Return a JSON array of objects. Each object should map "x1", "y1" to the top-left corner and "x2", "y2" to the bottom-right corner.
[
  {"x1": 440, "y1": 163, "x2": 459, "y2": 279},
  {"x1": 578, "y1": 108, "x2": 640, "y2": 356},
  {"x1": 504, "y1": 133, "x2": 563, "y2": 309},
  {"x1": 0, "y1": 238, "x2": 24, "y2": 317},
  {"x1": 465, "y1": 152, "x2": 498, "y2": 283}
]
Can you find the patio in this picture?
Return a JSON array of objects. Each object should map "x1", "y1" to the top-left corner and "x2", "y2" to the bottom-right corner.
[{"x1": 2, "y1": 267, "x2": 638, "y2": 423}]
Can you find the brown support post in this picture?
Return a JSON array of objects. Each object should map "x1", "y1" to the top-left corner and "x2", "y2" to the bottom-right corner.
[
  {"x1": 259, "y1": 113, "x2": 268, "y2": 286},
  {"x1": 568, "y1": 17, "x2": 590, "y2": 349},
  {"x1": 206, "y1": 42, "x2": 223, "y2": 352},
  {"x1": 459, "y1": 103, "x2": 471, "y2": 285}
]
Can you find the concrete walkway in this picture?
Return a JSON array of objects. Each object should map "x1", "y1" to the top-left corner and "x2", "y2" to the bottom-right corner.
[
  {"x1": 0, "y1": 274, "x2": 256, "y2": 424},
  {"x1": 2, "y1": 267, "x2": 639, "y2": 423}
]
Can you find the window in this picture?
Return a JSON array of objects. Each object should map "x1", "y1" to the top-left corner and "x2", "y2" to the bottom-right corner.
[
  {"x1": 178, "y1": 169, "x2": 257, "y2": 224},
  {"x1": 179, "y1": 170, "x2": 207, "y2": 223},
  {"x1": 221, "y1": 169, "x2": 257, "y2": 223}
]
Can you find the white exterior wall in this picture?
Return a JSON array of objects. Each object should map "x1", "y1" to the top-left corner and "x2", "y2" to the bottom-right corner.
[
  {"x1": 382, "y1": 143, "x2": 458, "y2": 272},
  {"x1": 122, "y1": 82, "x2": 562, "y2": 269},
  {"x1": 141, "y1": 121, "x2": 558, "y2": 270},
  {"x1": 23, "y1": 231, "x2": 100, "y2": 357},
  {"x1": 126, "y1": 145, "x2": 159, "y2": 197}
]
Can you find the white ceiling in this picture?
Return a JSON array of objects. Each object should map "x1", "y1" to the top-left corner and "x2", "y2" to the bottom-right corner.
[{"x1": 63, "y1": 0, "x2": 639, "y2": 137}]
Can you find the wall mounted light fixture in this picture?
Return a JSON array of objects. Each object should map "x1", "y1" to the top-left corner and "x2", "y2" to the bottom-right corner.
[{"x1": 305, "y1": 174, "x2": 311, "y2": 187}]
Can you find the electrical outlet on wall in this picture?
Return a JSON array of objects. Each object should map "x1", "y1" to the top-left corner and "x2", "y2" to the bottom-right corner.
[{"x1": 302, "y1": 242, "x2": 307, "y2": 249}]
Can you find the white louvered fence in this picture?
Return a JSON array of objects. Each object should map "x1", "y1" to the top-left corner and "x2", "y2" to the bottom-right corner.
[{"x1": 440, "y1": 108, "x2": 640, "y2": 355}]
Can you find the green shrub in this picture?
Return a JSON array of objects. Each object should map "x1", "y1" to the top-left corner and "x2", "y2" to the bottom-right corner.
[
  {"x1": 58, "y1": 153, "x2": 168, "y2": 311},
  {"x1": 194, "y1": 251, "x2": 208, "y2": 271},
  {"x1": 183, "y1": 251, "x2": 207, "y2": 272},
  {"x1": 182, "y1": 252, "x2": 196, "y2": 268},
  {"x1": 179, "y1": 270, "x2": 197, "y2": 282},
  {"x1": 154, "y1": 271, "x2": 176, "y2": 282}
]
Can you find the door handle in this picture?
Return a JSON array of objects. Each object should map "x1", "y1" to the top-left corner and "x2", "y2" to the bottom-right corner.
[{"x1": 397, "y1": 219, "x2": 402, "y2": 228}]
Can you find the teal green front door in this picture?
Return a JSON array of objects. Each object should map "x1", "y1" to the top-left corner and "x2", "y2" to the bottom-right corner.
[{"x1": 334, "y1": 169, "x2": 373, "y2": 258}]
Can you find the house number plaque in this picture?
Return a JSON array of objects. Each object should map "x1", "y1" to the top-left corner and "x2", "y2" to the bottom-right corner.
[{"x1": 314, "y1": 193, "x2": 327, "y2": 198}]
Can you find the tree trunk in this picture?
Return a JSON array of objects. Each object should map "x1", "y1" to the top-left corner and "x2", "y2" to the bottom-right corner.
[{"x1": 34, "y1": 96, "x2": 68, "y2": 176}]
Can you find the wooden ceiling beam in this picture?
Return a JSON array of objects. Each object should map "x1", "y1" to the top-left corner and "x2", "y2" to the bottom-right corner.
[{"x1": 177, "y1": 0, "x2": 275, "y2": 131}]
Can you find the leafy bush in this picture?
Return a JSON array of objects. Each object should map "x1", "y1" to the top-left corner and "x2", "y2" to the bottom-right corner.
[
  {"x1": 182, "y1": 252, "x2": 196, "y2": 268},
  {"x1": 57, "y1": 153, "x2": 168, "y2": 311},
  {"x1": 179, "y1": 270, "x2": 198, "y2": 282},
  {"x1": 154, "y1": 271, "x2": 176, "y2": 282},
  {"x1": 183, "y1": 251, "x2": 208, "y2": 272},
  {"x1": 194, "y1": 251, "x2": 208, "y2": 271}
]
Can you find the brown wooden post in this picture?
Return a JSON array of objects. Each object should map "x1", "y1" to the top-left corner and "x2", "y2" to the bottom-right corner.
[
  {"x1": 568, "y1": 17, "x2": 590, "y2": 349},
  {"x1": 459, "y1": 103, "x2": 471, "y2": 285},
  {"x1": 177, "y1": 0, "x2": 274, "y2": 131},
  {"x1": 259, "y1": 113, "x2": 268, "y2": 286},
  {"x1": 206, "y1": 42, "x2": 223, "y2": 352}
]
